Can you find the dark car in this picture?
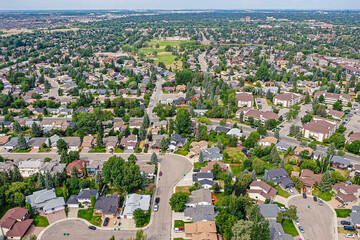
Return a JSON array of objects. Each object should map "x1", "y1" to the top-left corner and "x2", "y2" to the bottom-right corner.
[
  {"x1": 303, "y1": 193, "x2": 307, "y2": 199},
  {"x1": 193, "y1": 169, "x2": 200, "y2": 172},
  {"x1": 88, "y1": 226, "x2": 96, "y2": 230},
  {"x1": 155, "y1": 197, "x2": 160, "y2": 204},
  {"x1": 103, "y1": 217, "x2": 109, "y2": 226},
  {"x1": 341, "y1": 221, "x2": 351, "y2": 226},
  {"x1": 344, "y1": 226, "x2": 356, "y2": 231},
  {"x1": 313, "y1": 196, "x2": 317, "y2": 202}
]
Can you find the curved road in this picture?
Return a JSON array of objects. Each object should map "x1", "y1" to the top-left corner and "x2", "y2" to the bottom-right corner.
[{"x1": 40, "y1": 154, "x2": 192, "y2": 240}]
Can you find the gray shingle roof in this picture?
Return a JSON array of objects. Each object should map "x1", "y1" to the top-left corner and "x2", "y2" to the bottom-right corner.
[
  {"x1": 184, "y1": 205, "x2": 217, "y2": 223},
  {"x1": 258, "y1": 204, "x2": 280, "y2": 219}
]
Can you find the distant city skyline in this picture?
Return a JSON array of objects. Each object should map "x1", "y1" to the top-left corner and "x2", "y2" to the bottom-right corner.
[{"x1": 1, "y1": 0, "x2": 360, "y2": 11}]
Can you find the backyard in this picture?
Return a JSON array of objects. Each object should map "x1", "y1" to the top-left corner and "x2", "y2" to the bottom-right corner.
[{"x1": 223, "y1": 148, "x2": 247, "y2": 163}]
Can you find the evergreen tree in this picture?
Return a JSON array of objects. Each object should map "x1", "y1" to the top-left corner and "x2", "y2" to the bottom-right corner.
[
  {"x1": 45, "y1": 171, "x2": 54, "y2": 189},
  {"x1": 319, "y1": 171, "x2": 332, "y2": 192},
  {"x1": 159, "y1": 137, "x2": 168, "y2": 150},
  {"x1": 195, "y1": 124, "x2": 201, "y2": 140},
  {"x1": 150, "y1": 152, "x2": 158, "y2": 164},
  {"x1": 71, "y1": 166, "x2": 79, "y2": 179},
  {"x1": 13, "y1": 121, "x2": 21, "y2": 134},
  {"x1": 60, "y1": 149, "x2": 67, "y2": 163},
  {"x1": 216, "y1": 139, "x2": 223, "y2": 151},
  {"x1": 304, "y1": 92, "x2": 311, "y2": 104},
  {"x1": 31, "y1": 122, "x2": 43, "y2": 137},
  {"x1": 139, "y1": 124, "x2": 147, "y2": 140},
  {"x1": 96, "y1": 129, "x2": 105, "y2": 149},
  {"x1": 37, "y1": 173, "x2": 45, "y2": 189},
  {"x1": 198, "y1": 151, "x2": 204, "y2": 164},
  {"x1": 239, "y1": 111, "x2": 244, "y2": 123},
  {"x1": 251, "y1": 170, "x2": 257, "y2": 180},
  {"x1": 274, "y1": 130, "x2": 280, "y2": 140},
  {"x1": 143, "y1": 113, "x2": 150, "y2": 129},
  {"x1": 17, "y1": 133, "x2": 28, "y2": 150},
  {"x1": 12, "y1": 168, "x2": 23, "y2": 182}
]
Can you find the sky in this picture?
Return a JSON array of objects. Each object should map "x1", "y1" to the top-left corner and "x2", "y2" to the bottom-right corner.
[{"x1": 1, "y1": 0, "x2": 360, "y2": 10}]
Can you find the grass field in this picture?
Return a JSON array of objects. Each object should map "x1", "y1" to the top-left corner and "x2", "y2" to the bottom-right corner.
[
  {"x1": 335, "y1": 209, "x2": 351, "y2": 218},
  {"x1": 312, "y1": 190, "x2": 333, "y2": 201},
  {"x1": 175, "y1": 186, "x2": 191, "y2": 194},
  {"x1": 194, "y1": 161, "x2": 208, "y2": 170},
  {"x1": 174, "y1": 220, "x2": 185, "y2": 229},
  {"x1": 33, "y1": 214, "x2": 49, "y2": 227},
  {"x1": 223, "y1": 148, "x2": 247, "y2": 163},
  {"x1": 151, "y1": 54, "x2": 177, "y2": 66},
  {"x1": 89, "y1": 147, "x2": 106, "y2": 153},
  {"x1": 174, "y1": 149, "x2": 189, "y2": 156},
  {"x1": 78, "y1": 208, "x2": 102, "y2": 226},
  {"x1": 275, "y1": 186, "x2": 291, "y2": 198},
  {"x1": 230, "y1": 165, "x2": 242, "y2": 176},
  {"x1": 281, "y1": 219, "x2": 299, "y2": 237}
]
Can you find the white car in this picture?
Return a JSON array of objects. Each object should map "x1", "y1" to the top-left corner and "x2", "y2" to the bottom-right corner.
[
  {"x1": 345, "y1": 233, "x2": 355, "y2": 238},
  {"x1": 295, "y1": 220, "x2": 300, "y2": 225},
  {"x1": 154, "y1": 204, "x2": 159, "y2": 212}
]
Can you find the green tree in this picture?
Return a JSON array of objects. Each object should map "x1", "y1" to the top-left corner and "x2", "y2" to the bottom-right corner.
[
  {"x1": 139, "y1": 124, "x2": 147, "y2": 140},
  {"x1": 169, "y1": 192, "x2": 189, "y2": 212},
  {"x1": 231, "y1": 220, "x2": 253, "y2": 240},
  {"x1": 257, "y1": 126, "x2": 267, "y2": 136},
  {"x1": 71, "y1": 166, "x2": 79, "y2": 179},
  {"x1": 175, "y1": 108, "x2": 191, "y2": 135},
  {"x1": 17, "y1": 133, "x2": 28, "y2": 150},
  {"x1": 57, "y1": 139, "x2": 67, "y2": 151},
  {"x1": 252, "y1": 158, "x2": 264, "y2": 175},
  {"x1": 198, "y1": 151, "x2": 204, "y2": 164},
  {"x1": 319, "y1": 171, "x2": 332, "y2": 192},
  {"x1": 284, "y1": 205, "x2": 298, "y2": 221},
  {"x1": 150, "y1": 152, "x2": 158, "y2": 164},
  {"x1": 91, "y1": 195, "x2": 96, "y2": 207},
  {"x1": 143, "y1": 113, "x2": 150, "y2": 129},
  {"x1": 159, "y1": 137, "x2": 168, "y2": 150},
  {"x1": 250, "y1": 219, "x2": 270, "y2": 240},
  {"x1": 44, "y1": 171, "x2": 54, "y2": 189},
  {"x1": 133, "y1": 208, "x2": 148, "y2": 227},
  {"x1": 31, "y1": 122, "x2": 43, "y2": 137}
]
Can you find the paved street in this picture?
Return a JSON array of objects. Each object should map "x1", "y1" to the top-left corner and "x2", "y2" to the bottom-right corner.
[
  {"x1": 198, "y1": 52, "x2": 207, "y2": 72},
  {"x1": 40, "y1": 154, "x2": 192, "y2": 240},
  {"x1": 288, "y1": 196, "x2": 336, "y2": 240}
]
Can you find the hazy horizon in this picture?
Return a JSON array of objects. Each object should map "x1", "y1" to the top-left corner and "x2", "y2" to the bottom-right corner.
[{"x1": 1, "y1": 0, "x2": 360, "y2": 11}]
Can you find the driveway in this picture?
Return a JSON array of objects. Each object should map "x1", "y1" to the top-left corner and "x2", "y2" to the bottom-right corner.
[
  {"x1": 67, "y1": 208, "x2": 78, "y2": 218},
  {"x1": 40, "y1": 154, "x2": 192, "y2": 240},
  {"x1": 45, "y1": 210, "x2": 66, "y2": 224},
  {"x1": 288, "y1": 196, "x2": 337, "y2": 240}
]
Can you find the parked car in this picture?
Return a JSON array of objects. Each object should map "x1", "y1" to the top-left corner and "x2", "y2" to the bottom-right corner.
[
  {"x1": 88, "y1": 226, "x2": 96, "y2": 230},
  {"x1": 346, "y1": 233, "x2": 355, "y2": 238},
  {"x1": 193, "y1": 169, "x2": 200, "y2": 172},
  {"x1": 344, "y1": 226, "x2": 356, "y2": 231},
  {"x1": 103, "y1": 217, "x2": 109, "y2": 226},
  {"x1": 299, "y1": 226, "x2": 304, "y2": 233},
  {"x1": 118, "y1": 222, "x2": 121, "y2": 226},
  {"x1": 175, "y1": 228, "x2": 184, "y2": 232},
  {"x1": 159, "y1": 171, "x2": 163, "y2": 176},
  {"x1": 341, "y1": 221, "x2": 351, "y2": 225},
  {"x1": 318, "y1": 199, "x2": 323, "y2": 206},
  {"x1": 155, "y1": 197, "x2": 160, "y2": 204},
  {"x1": 303, "y1": 193, "x2": 307, "y2": 199},
  {"x1": 154, "y1": 204, "x2": 159, "y2": 212},
  {"x1": 295, "y1": 220, "x2": 299, "y2": 225},
  {"x1": 313, "y1": 196, "x2": 317, "y2": 202}
]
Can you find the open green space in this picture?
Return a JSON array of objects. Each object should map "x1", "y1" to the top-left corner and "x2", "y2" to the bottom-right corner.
[
  {"x1": 151, "y1": 54, "x2": 177, "y2": 66},
  {"x1": 32, "y1": 214, "x2": 49, "y2": 227},
  {"x1": 281, "y1": 219, "x2": 299, "y2": 237},
  {"x1": 335, "y1": 209, "x2": 351, "y2": 218},
  {"x1": 223, "y1": 148, "x2": 247, "y2": 163},
  {"x1": 78, "y1": 208, "x2": 102, "y2": 226}
]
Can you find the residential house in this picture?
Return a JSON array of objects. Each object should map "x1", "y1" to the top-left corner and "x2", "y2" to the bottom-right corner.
[
  {"x1": 331, "y1": 156, "x2": 351, "y2": 169},
  {"x1": 193, "y1": 172, "x2": 214, "y2": 189},
  {"x1": 184, "y1": 221, "x2": 217, "y2": 240},
  {"x1": 129, "y1": 122, "x2": 142, "y2": 129},
  {"x1": 303, "y1": 117, "x2": 338, "y2": 142},
  {"x1": 0, "y1": 135, "x2": 11, "y2": 146},
  {"x1": 244, "y1": 109, "x2": 278, "y2": 125},
  {"x1": 25, "y1": 189, "x2": 65, "y2": 214},
  {"x1": 293, "y1": 147, "x2": 314, "y2": 157},
  {"x1": 176, "y1": 85, "x2": 186, "y2": 92},
  {"x1": 4, "y1": 137, "x2": 19, "y2": 151},
  {"x1": 113, "y1": 122, "x2": 127, "y2": 132},
  {"x1": 63, "y1": 137, "x2": 81, "y2": 151},
  {"x1": 82, "y1": 135, "x2": 94, "y2": 150},
  {"x1": 273, "y1": 92, "x2": 302, "y2": 107},
  {"x1": 269, "y1": 219, "x2": 293, "y2": 240},
  {"x1": 18, "y1": 160, "x2": 43, "y2": 177},
  {"x1": 87, "y1": 160, "x2": 104, "y2": 176},
  {"x1": 236, "y1": 92, "x2": 254, "y2": 107},
  {"x1": 67, "y1": 189, "x2": 99, "y2": 208},
  {"x1": 226, "y1": 128, "x2": 244, "y2": 138},
  {"x1": 190, "y1": 141, "x2": 208, "y2": 156},
  {"x1": 184, "y1": 205, "x2": 217, "y2": 223},
  {"x1": 326, "y1": 109, "x2": 344, "y2": 120},
  {"x1": 247, "y1": 181, "x2": 277, "y2": 202},
  {"x1": 66, "y1": 160, "x2": 89, "y2": 177},
  {"x1": 333, "y1": 182, "x2": 360, "y2": 205},
  {"x1": 28, "y1": 137, "x2": 47, "y2": 150},
  {"x1": 120, "y1": 134, "x2": 138, "y2": 150},
  {"x1": 46, "y1": 134, "x2": 62, "y2": 150},
  {"x1": 94, "y1": 195, "x2": 120, "y2": 217},
  {"x1": 121, "y1": 194, "x2": 151, "y2": 219},
  {"x1": 39, "y1": 161, "x2": 66, "y2": 176},
  {"x1": 264, "y1": 168, "x2": 294, "y2": 189},
  {"x1": 186, "y1": 189, "x2": 212, "y2": 207},
  {"x1": 0, "y1": 207, "x2": 33, "y2": 240},
  {"x1": 168, "y1": 134, "x2": 187, "y2": 152},
  {"x1": 300, "y1": 169, "x2": 322, "y2": 188},
  {"x1": 202, "y1": 147, "x2": 223, "y2": 161},
  {"x1": 350, "y1": 206, "x2": 360, "y2": 229},
  {"x1": 348, "y1": 132, "x2": 360, "y2": 144},
  {"x1": 259, "y1": 137, "x2": 278, "y2": 147},
  {"x1": 103, "y1": 136, "x2": 119, "y2": 151},
  {"x1": 201, "y1": 161, "x2": 229, "y2": 173},
  {"x1": 258, "y1": 204, "x2": 280, "y2": 220},
  {"x1": 275, "y1": 142, "x2": 292, "y2": 153},
  {"x1": 136, "y1": 162, "x2": 156, "y2": 179}
]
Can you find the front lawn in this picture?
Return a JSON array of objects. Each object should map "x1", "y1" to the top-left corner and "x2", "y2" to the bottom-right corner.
[
  {"x1": 312, "y1": 190, "x2": 332, "y2": 201},
  {"x1": 39, "y1": 148, "x2": 51, "y2": 153},
  {"x1": 78, "y1": 208, "x2": 102, "y2": 226},
  {"x1": 281, "y1": 219, "x2": 299, "y2": 237},
  {"x1": 115, "y1": 148, "x2": 124, "y2": 153},
  {"x1": 174, "y1": 220, "x2": 185, "y2": 229},
  {"x1": 335, "y1": 209, "x2": 351, "y2": 218},
  {"x1": 175, "y1": 186, "x2": 191, "y2": 194},
  {"x1": 274, "y1": 202, "x2": 285, "y2": 208},
  {"x1": 174, "y1": 149, "x2": 188, "y2": 156},
  {"x1": 11, "y1": 149, "x2": 31, "y2": 153},
  {"x1": 194, "y1": 161, "x2": 208, "y2": 170},
  {"x1": 275, "y1": 186, "x2": 291, "y2": 198},
  {"x1": 89, "y1": 147, "x2": 106, "y2": 153},
  {"x1": 223, "y1": 148, "x2": 247, "y2": 163},
  {"x1": 32, "y1": 214, "x2": 49, "y2": 227}
]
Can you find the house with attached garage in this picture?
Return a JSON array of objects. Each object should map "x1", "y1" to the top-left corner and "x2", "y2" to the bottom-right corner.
[
  {"x1": 25, "y1": 189, "x2": 65, "y2": 214},
  {"x1": 185, "y1": 189, "x2": 212, "y2": 208},
  {"x1": 18, "y1": 159, "x2": 43, "y2": 177},
  {"x1": 333, "y1": 182, "x2": 360, "y2": 205},
  {"x1": 202, "y1": 147, "x2": 223, "y2": 161},
  {"x1": 0, "y1": 207, "x2": 33, "y2": 240},
  {"x1": 103, "y1": 136, "x2": 119, "y2": 151},
  {"x1": 120, "y1": 134, "x2": 138, "y2": 150},
  {"x1": 247, "y1": 181, "x2": 277, "y2": 202},
  {"x1": 66, "y1": 160, "x2": 89, "y2": 177},
  {"x1": 67, "y1": 189, "x2": 99, "y2": 208},
  {"x1": 259, "y1": 137, "x2": 278, "y2": 147},
  {"x1": 184, "y1": 205, "x2": 217, "y2": 223},
  {"x1": 94, "y1": 195, "x2": 120, "y2": 217},
  {"x1": 81, "y1": 135, "x2": 94, "y2": 150},
  {"x1": 168, "y1": 134, "x2": 187, "y2": 152},
  {"x1": 269, "y1": 219, "x2": 293, "y2": 240},
  {"x1": 87, "y1": 160, "x2": 104, "y2": 176},
  {"x1": 350, "y1": 206, "x2": 360, "y2": 229},
  {"x1": 258, "y1": 204, "x2": 280, "y2": 220},
  {"x1": 192, "y1": 172, "x2": 214, "y2": 189},
  {"x1": 273, "y1": 92, "x2": 302, "y2": 107},
  {"x1": 264, "y1": 168, "x2": 294, "y2": 189},
  {"x1": 121, "y1": 194, "x2": 151, "y2": 219},
  {"x1": 28, "y1": 137, "x2": 47, "y2": 150},
  {"x1": 331, "y1": 155, "x2": 351, "y2": 169},
  {"x1": 184, "y1": 221, "x2": 217, "y2": 240},
  {"x1": 63, "y1": 137, "x2": 81, "y2": 151},
  {"x1": 136, "y1": 162, "x2": 156, "y2": 179},
  {"x1": 275, "y1": 141, "x2": 292, "y2": 153}
]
